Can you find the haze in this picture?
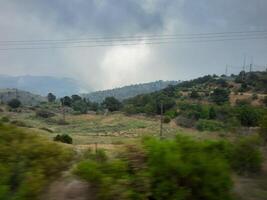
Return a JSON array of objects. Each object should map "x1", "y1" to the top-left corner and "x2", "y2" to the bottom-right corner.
[{"x1": 0, "y1": 0, "x2": 267, "y2": 91}]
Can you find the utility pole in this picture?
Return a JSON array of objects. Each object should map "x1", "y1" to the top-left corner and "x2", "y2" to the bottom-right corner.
[
  {"x1": 242, "y1": 55, "x2": 247, "y2": 81},
  {"x1": 249, "y1": 56, "x2": 253, "y2": 73},
  {"x1": 225, "y1": 65, "x2": 228, "y2": 76},
  {"x1": 61, "y1": 98, "x2": 65, "y2": 122},
  {"x1": 160, "y1": 103, "x2": 163, "y2": 139}
]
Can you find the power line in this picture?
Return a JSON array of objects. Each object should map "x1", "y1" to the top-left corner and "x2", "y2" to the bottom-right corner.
[
  {"x1": 0, "y1": 32, "x2": 266, "y2": 51},
  {"x1": 1, "y1": 30, "x2": 267, "y2": 44},
  {"x1": 1, "y1": 32, "x2": 267, "y2": 46}
]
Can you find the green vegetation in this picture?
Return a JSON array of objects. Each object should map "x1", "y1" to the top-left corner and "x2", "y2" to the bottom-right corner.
[
  {"x1": 8, "y1": 98, "x2": 21, "y2": 109},
  {"x1": 54, "y1": 134, "x2": 73, "y2": 144},
  {"x1": 0, "y1": 124, "x2": 74, "y2": 200},
  {"x1": 74, "y1": 136, "x2": 233, "y2": 200}
]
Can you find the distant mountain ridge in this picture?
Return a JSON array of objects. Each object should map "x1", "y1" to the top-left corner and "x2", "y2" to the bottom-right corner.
[
  {"x1": 83, "y1": 80, "x2": 179, "y2": 102},
  {"x1": 0, "y1": 88, "x2": 46, "y2": 106},
  {"x1": 0, "y1": 75, "x2": 86, "y2": 97}
]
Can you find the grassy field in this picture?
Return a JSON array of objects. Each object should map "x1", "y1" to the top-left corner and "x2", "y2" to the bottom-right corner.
[{"x1": 0, "y1": 106, "x2": 222, "y2": 145}]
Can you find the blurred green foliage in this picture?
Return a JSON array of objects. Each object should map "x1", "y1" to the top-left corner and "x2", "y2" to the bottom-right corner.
[
  {"x1": 74, "y1": 136, "x2": 235, "y2": 200},
  {"x1": 0, "y1": 124, "x2": 74, "y2": 200}
]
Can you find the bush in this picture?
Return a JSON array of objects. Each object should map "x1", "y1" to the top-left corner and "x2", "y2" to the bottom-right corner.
[
  {"x1": 0, "y1": 124, "x2": 73, "y2": 199},
  {"x1": 74, "y1": 137, "x2": 233, "y2": 200},
  {"x1": 210, "y1": 88, "x2": 230, "y2": 105},
  {"x1": 36, "y1": 109, "x2": 55, "y2": 118},
  {"x1": 7, "y1": 98, "x2": 21, "y2": 109},
  {"x1": 175, "y1": 115, "x2": 196, "y2": 128},
  {"x1": 259, "y1": 114, "x2": 267, "y2": 145},
  {"x1": 72, "y1": 100, "x2": 88, "y2": 114},
  {"x1": 196, "y1": 119, "x2": 224, "y2": 131},
  {"x1": 230, "y1": 136, "x2": 262, "y2": 174},
  {"x1": 163, "y1": 116, "x2": 171, "y2": 123},
  {"x1": 54, "y1": 134, "x2": 73, "y2": 144},
  {"x1": 236, "y1": 106, "x2": 261, "y2": 127},
  {"x1": 1, "y1": 116, "x2": 9, "y2": 123}
]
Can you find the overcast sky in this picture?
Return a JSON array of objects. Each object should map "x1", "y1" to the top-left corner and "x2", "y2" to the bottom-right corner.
[{"x1": 0, "y1": 0, "x2": 267, "y2": 91}]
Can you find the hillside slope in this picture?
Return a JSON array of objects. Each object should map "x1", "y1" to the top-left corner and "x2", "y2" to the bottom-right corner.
[
  {"x1": 0, "y1": 75, "x2": 86, "y2": 97},
  {"x1": 83, "y1": 80, "x2": 179, "y2": 102},
  {"x1": 0, "y1": 88, "x2": 46, "y2": 105}
]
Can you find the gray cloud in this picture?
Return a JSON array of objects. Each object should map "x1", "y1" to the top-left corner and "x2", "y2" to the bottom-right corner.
[{"x1": 0, "y1": 0, "x2": 267, "y2": 91}]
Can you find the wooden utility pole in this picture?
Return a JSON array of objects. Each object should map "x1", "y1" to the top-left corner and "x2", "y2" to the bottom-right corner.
[{"x1": 160, "y1": 103, "x2": 163, "y2": 139}]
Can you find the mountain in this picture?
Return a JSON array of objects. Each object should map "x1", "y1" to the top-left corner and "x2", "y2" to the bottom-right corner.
[
  {"x1": 83, "y1": 80, "x2": 179, "y2": 102},
  {"x1": 0, "y1": 75, "x2": 86, "y2": 97},
  {"x1": 0, "y1": 88, "x2": 46, "y2": 106}
]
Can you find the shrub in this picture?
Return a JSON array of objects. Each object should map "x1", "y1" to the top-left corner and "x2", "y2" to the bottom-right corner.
[
  {"x1": 230, "y1": 136, "x2": 262, "y2": 174},
  {"x1": 36, "y1": 109, "x2": 55, "y2": 118},
  {"x1": 74, "y1": 136, "x2": 233, "y2": 200},
  {"x1": 54, "y1": 134, "x2": 73, "y2": 144},
  {"x1": 236, "y1": 106, "x2": 261, "y2": 127},
  {"x1": 196, "y1": 119, "x2": 224, "y2": 131},
  {"x1": 164, "y1": 109, "x2": 178, "y2": 119},
  {"x1": 163, "y1": 116, "x2": 171, "y2": 123},
  {"x1": 210, "y1": 88, "x2": 230, "y2": 105},
  {"x1": 252, "y1": 93, "x2": 258, "y2": 100},
  {"x1": 7, "y1": 99, "x2": 21, "y2": 109},
  {"x1": 1, "y1": 116, "x2": 9, "y2": 123},
  {"x1": 0, "y1": 124, "x2": 73, "y2": 199},
  {"x1": 259, "y1": 114, "x2": 267, "y2": 145},
  {"x1": 72, "y1": 100, "x2": 88, "y2": 114},
  {"x1": 175, "y1": 115, "x2": 196, "y2": 128}
]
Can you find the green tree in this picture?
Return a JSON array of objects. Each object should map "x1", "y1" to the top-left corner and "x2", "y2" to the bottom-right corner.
[
  {"x1": 47, "y1": 93, "x2": 56, "y2": 103},
  {"x1": 209, "y1": 106, "x2": 216, "y2": 119},
  {"x1": 71, "y1": 94, "x2": 82, "y2": 102},
  {"x1": 210, "y1": 88, "x2": 230, "y2": 105},
  {"x1": 102, "y1": 97, "x2": 121, "y2": 112},
  {"x1": 60, "y1": 96, "x2": 72, "y2": 107},
  {"x1": 7, "y1": 99, "x2": 21, "y2": 108},
  {"x1": 72, "y1": 100, "x2": 88, "y2": 114}
]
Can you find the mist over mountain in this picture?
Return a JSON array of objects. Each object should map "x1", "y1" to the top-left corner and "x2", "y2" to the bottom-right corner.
[
  {"x1": 83, "y1": 80, "x2": 179, "y2": 103},
  {"x1": 0, "y1": 75, "x2": 87, "y2": 97}
]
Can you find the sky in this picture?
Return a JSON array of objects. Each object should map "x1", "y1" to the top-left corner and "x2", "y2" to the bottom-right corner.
[{"x1": 0, "y1": 0, "x2": 267, "y2": 91}]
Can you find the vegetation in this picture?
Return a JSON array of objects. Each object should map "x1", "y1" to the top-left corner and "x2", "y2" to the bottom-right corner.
[
  {"x1": 47, "y1": 93, "x2": 56, "y2": 103},
  {"x1": 8, "y1": 98, "x2": 21, "y2": 109},
  {"x1": 0, "y1": 124, "x2": 74, "y2": 200},
  {"x1": 74, "y1": 136, "x2": 233, "y2": 200},
  {"x1": 54, "y1": 134, "x2": 73, "y2": 144},
  {"x1": 102, "y1": 96, "x2": 122, "y2": 112}
]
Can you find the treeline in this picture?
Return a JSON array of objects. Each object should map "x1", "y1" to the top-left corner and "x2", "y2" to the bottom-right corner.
[{"x1": 82, "y1": 80, "x2": 179, "y2": 103}]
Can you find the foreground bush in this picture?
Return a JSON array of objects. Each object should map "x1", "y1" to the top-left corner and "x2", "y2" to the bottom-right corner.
[
  {"x1": 74, "y1": 136, "x2": 233, "y2": 200},
  {"x1": 196, "y1": 119, "x2": 224, "y2": 131},
  {"x1": 0, "y1": 124, "x2": 74, "y2": 200},
  {"x1": 230, "y1": 136, "x2": 262, "y2": 174},
  {"x1": 54, "y1": 134, "x2": 73, "y2": 144}
]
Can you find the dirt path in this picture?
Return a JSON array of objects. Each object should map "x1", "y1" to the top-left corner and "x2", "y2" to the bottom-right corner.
[{"x1": 41, "y1": 177, "x2": 90, "y2": 200}]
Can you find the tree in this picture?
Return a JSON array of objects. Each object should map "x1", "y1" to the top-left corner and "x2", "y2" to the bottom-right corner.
[
  {"x1": 60, "y1": 96, "x2": 72, "y2": 107},
  {"x1": 71, "y1": 94, "x2": 82, "y2": 102},
  {"x1": 8, "y1": 98, "x2": 21, "y2": 108},
  {"x1": 72, "y1": 100, "x2": 88, "y2": 114},
  {"x1": 209, "y1": 107, "x2": 216, "y2": 119},
  {"x1": 47, "y1": 93, "x2": 56, "y2": 103},
  {"x1": 101, "y1": 97, "x2": 121, "y2": 112},
  {"x1": 210, "y1": 88, "x2": 230, "y2": 105},
  {"x1": 237, "y1": 106, "x2": 260, "y2": 127}
]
